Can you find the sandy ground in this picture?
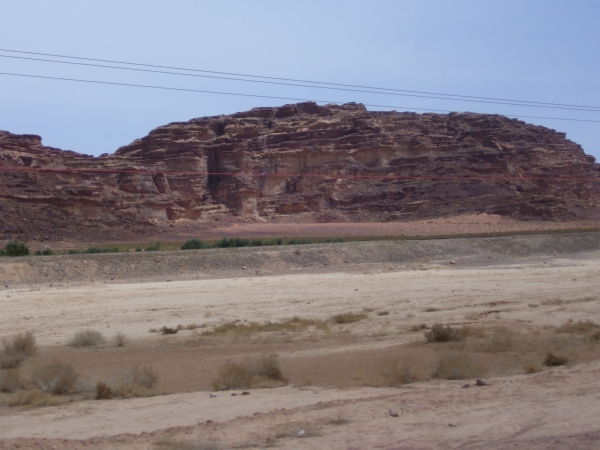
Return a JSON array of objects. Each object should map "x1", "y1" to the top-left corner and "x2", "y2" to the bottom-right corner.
[{"x1": 0, "y1": 239, "x2": 599, "y2": 449}]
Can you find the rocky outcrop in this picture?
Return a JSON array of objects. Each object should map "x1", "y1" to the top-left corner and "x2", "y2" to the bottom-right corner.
[{"x1": 1, "y1": 102, "x2": 599, "y2": 241}]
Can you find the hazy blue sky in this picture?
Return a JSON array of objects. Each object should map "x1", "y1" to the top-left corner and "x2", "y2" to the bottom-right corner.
[{"x1": 1, "y1": 1, "x2": 599, "y2": 158}]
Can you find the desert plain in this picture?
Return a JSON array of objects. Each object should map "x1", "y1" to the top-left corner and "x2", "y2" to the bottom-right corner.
[{"x1": 0, "y1": 230, "x2": 599, "y2": 450}]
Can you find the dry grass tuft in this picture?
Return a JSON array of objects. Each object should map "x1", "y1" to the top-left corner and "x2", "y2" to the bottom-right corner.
[
  {"x1": 0, "y1": 332, "x2": 37, "y2": 369},
  {"x1": 68, "y1": 329, "x2": 106, "y2": 347},
  {"x1": 32, "y1": 361, "x2": 79, "y2": 394},
  {"x1": 425, "y1": 324, "x2": 464, "y2": 343},
  {"x1": 7, "y1": 389, "x2": 59, "y2": 407},
  {"x1": 523, "y1": 362, "x2": 542, "y2": 374},
  {"x1": 0, "y1": 369, "x2": 21, "y2": 393},
  {"x1": 154, "y1": 439, "x2": 221, "y2": 450},
  {"x1": 112, "y1": 366, "x2": 160, "y2": 398},
  {"x1": 115, "y1": 332, "x2": 127, "y2": 347},
  {"x1": 213, "y1": 360, "x2": 253, "y2": 391},
  {"x1": 383, "y1": 354, "x2": 431, "y2": 386},
  {"x1": 377, "y1": 311, "x2": 390, "y2": 316},
  {"x1": 213, "y1": 355, "x2": 287, "y2": 391},
  {"x1": 556, "y1": 320, "x2": 600, "y2": 335},
  {"x1": 433, "y1": 350, "x2": 487, "y2": 380},
  {"x1": 202, "y1": 317, "x2": 328, "y2": 336},
  {"x1": 160, "y1": 326, "x2": 179, "y2": 335},
  {"x1": 95, "y1": 381, "x2": 113, "y2": 400},
  {"x1": 331, "y1": 312, "x2": 367, "y2": 324},
  {"x1": 543, "y1": 352, "x2": 569, "y2": 367},
  {"x1": 409, "y1": 323, "x2": 428, "y2": 332}
]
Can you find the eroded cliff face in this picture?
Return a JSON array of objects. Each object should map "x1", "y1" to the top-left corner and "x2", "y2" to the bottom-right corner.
[{"x1": 1, "y1": 102, "x2": 599, "y2": 241}]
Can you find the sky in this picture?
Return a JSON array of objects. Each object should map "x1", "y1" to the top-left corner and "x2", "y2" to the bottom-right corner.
[{"x1": 1, "y1": 0, "x2": 599, "y2": 158}]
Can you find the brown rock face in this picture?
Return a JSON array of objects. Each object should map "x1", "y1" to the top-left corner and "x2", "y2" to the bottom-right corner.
[{"x1": 1, "y1": 102, "x2": 599, "y2": 241}]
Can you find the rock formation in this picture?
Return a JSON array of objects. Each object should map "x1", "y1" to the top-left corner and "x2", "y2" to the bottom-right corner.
[{"x1": 1, "y1": 102, "x2": 599, "y2": 241}]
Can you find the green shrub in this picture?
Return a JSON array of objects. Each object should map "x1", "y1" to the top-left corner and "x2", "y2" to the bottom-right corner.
[
  {"x1": 145, "y1": 241, "x2": 162, "y2": 252},
  {"x1": 83, "y1": 246, "x2": 119, "y2": 254},
  {"x1": 4, "y1": 240, "x2": 29, "y2": 256},
  {"x1": 181, "y1": 239, "x2": 207, "y2": 250},
  {"x1": 34, "y1": 248, "x2": 54, "y2": 256}
]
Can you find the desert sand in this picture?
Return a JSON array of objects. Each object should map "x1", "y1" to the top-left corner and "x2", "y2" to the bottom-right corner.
[{"x1": 0, "y1": 235, "x2": 599, "y2": 449}]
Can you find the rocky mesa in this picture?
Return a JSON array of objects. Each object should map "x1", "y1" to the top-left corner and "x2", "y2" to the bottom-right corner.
[{"x1": 1, "y1": 102, "x2": 599, "y2": 241}]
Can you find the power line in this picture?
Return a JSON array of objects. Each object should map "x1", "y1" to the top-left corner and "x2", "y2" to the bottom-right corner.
[
  {"x1": 2, "y1": 54, "x2": 600, "y2": 113},
  {"x1": 0, "y1": 165, "x2": 597, "y2": 182},
  {"x1": 2, "y1": 71, "x2": 600, "y2": 124},
  {"x1": 1, "y1": 47, "x2": 599, "y2": 112}
]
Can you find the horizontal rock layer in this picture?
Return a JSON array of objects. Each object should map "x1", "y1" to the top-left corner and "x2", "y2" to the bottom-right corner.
[{"x1": 1, "y1": 102, "x2": 599, "y2": 241}]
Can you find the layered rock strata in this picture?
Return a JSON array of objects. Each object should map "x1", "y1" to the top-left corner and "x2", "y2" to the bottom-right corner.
[{"x1": 1, "y1": 102, "x2": 599, "y2": 241}]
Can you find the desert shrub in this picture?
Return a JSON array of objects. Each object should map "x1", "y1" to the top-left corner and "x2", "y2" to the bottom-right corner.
[
  {"x1": 409, "y1": 323, "x2": 428, "y2": 332},
  {"x1": 34, "y1": 248, "x2": 54, "y2": 256},
  {"x1": 68, "y1": 329, "x2": 106, "y2": 347},
  {"x1": 591, "y1": 331, "x2": 600, "y2": 342},
  {"x1": 159, "y1": 326, "x2": 178, "y2": 335},
  {"x1": 0, "y1": 332, "x2": 37, "y2": 369},
  {"x1": 424, "y1": 307, "x2": 439, "y2": 312},
  {"x1": 202, "y1": 317, "x2": 328, "y2": 336},
  {"x1": 331, "y1": 312, "x2": 367, "y2": 324},
  {"x1": 433, "y1": 351, "x2": 487, "y2": 380},
  {"x1": 483, "y1": 328, "x2": 514, "y2": 353},
  {"x1": 0, "y1": 369, "x2": 20, "y2": 393},
  {"x1": 155, "y1": 439, "x2": 221, "y2": 450},
  {"x1": 544, "y1": 352, "x2": 569, "y2": 367},
  {"x1": 83, "y1": 246, "x2": 119, "y2": 254},
  {"x1": 556, "y1": 320, "x2": 600, "y2": 334},
  {"x1": 425, "y1": 324, "x2": 464, "y2": 343},
  {"x1": 111, "y1": 366, "x2": 159, "y2": 398},
  {"x1": 7, "y1": 389, "x2": 59, "y2": 407},
  {"x1": 0, "y1": 248, "x2": 5, "y2": 256},
  {"x1": 130, "y1": 365, "x2": 159, "y2": 388},
  {"x1": 251, "y1": 355, "x2": 286, "y2": 381},
  {"x1": 523, "y1": 362, "x2": 542, "y2": 374},
  {"x1": 181, "y1": 239, "x2": 207, "y2": 250},
  {"x1": 95, "y1": 381, "x2": 113, "y2": 400},
  {"x1": 145, "y1": 240, "x2": 162, "y2": 252},
  {"x1": 213, "y1": 360, "x2": 252, "y2": 391},
  {"x1": 384, "y1": 354, "x2": 430, "y2": 386},
  {"x1": 4, "y1": 240, "x2": 29, "y2": 256},
  {"x1": 377, "y1": 311, "x2": 390, "y2": 316},
  {"x1": 32, "y1": 361, "x2": 79, "y2": 394},
  {"x1": 115, "y1": 332, "x2": 127, "y2": 347}
]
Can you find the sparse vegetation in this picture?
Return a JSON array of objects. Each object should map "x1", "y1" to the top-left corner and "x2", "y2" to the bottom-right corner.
[
  {"x1": 556, "y1": 320, "x2": 600, "y2": 335},
  {"x1": 433, "y1": 350, "x2": 487, "y2": 380},
  {"x1": 111, "y1": 366, "x2": 160, "y2": 398},
  {"x1": 377, "y1": 311, "x2": 390, "y2": 316},
  {"x1": 159, "y1": 326, "x2": 179, "y2": 335},
  {"x1": 213, "y1": 355, "x2": 286, "y2": 391},
  {"x1": 425, "y1": 323, "x2": 464, "y2": 343},
  {"x1": 544, "y1": 352, "x2": 569, "y2": 367},
  {"x1": 95, "y1": 381, "x2": 113, "y2": 399},
  {"x1": 201, "y1": 317, "x2": 328, "y2": 336},
  {"x1": 68, "y1": 329, "x2": 106, "y2": 347},
  {"x1": 34, "y1": 248, "x2": 54, "y2": 256},
  {"x1": 32, "y1": 361, "x2": 79, "y2": 394},
  {"x1": 213, "y1": 360, "x2": 253, "y2": 391},
  {"x1": 115, "y1": 332, "x2": 127, "y2": 347},
  {"x1": 0, "y1": 369, "x2": 20, "y2": 393},
  {"x1": 7, "y1": 389, "x2": 59, "y2": 407},
  {"x1": 523, "y1": 362, "x2": 542, "y2": 374},
  {"x1": 383, "y1": 354, "x2": 430, "y2": 386},
  {"x1": 181, "y1": 239, "x2": 207, "y2": 250},
  {"x1": 4, "y1": 240, "x2": 30, "y2": 256},
  {"x1": 424, "y1": 307, "x2": 439, "y2": 312},
  {"x1": 0, "y1": 332, "x2": 37, "y2": 369},
  {"x1": 331, "y1": 312, "x2": 367, "y2": 324},
  {"x1": 145, "y1": 240, "x2": 162, "y2": 252}
]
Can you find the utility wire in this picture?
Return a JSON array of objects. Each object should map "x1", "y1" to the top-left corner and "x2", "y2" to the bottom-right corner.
[
  {"x1": 2, "y1": 54, "x2": 600, "y2": 113},
  {"x1": 1, "y1": 47, "x2": 599, "y2": 112},
  {"x1": 2, "y1": 71, "x2": 600, "y2": 124}
]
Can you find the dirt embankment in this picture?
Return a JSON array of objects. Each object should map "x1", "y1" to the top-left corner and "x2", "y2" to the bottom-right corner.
[{"x1": 1, "y1": 231, "x2": 599, "y2": 286}]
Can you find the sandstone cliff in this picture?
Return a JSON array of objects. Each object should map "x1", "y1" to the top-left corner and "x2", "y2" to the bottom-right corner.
[{"x1": 1, "y1": 102, "x2": 599, "y2": 241}]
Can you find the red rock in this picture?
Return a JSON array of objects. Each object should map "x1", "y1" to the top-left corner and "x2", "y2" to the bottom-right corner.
[{"x1": 1, "y1": 103, "x2": 599, "y2": 241}]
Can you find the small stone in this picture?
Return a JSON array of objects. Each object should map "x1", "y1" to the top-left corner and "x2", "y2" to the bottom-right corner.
[
  {"x1": 242, "y1": 266, "x2": 247, "y2": 270},
  {"x1": 462, "y1": 384, "x2": 470, "y2": 388},
  {"x1": 241, "y1": 391, "x2": 250, "y2": 395},
  {"x1": 298, "y1": 430, "x2": 305, "y2": 437},
  {"x1": 475, "y1": 379, "x2": 488, "y2": 386},
  {"x1": 389, "y1": 408, "x2": 399, "y2": 417},
  {"x1": 449, "y1": 261, "x2": 456, "y2": 265}
]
